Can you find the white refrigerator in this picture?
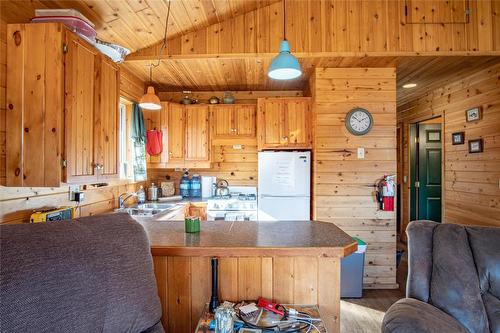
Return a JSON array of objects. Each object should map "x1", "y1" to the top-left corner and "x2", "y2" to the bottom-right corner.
[{"x1": 258, "y1": 151, "x2": 311, "y2": 221}]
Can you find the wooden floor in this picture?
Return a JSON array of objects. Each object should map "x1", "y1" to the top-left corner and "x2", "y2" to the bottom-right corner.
[{"x1": 340, "y1": 289, "x2": 404, "y2": 333}]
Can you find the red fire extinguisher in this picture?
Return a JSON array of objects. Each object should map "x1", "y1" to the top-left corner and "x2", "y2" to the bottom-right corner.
[{"x1": 376, "y1": 175, "x2": 395, "y2": 211}]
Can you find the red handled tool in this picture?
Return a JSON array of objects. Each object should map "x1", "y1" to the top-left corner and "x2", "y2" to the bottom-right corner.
[{"x1": 257, "y1": 297, "x2": 284, "y2": 316}]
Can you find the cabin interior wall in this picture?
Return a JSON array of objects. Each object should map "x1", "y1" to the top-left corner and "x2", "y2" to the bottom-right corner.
[{"x1": 398, "y1": 61, "x2": 500, "y2": 235}]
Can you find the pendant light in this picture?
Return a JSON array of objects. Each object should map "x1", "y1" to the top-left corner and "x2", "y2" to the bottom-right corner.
[
  {"x1": 139, "y1": 0, "x2": 171, "y2": 110},
  {"x1": 139, "y1": 66, "x2": 161, "y2": 110},
  {"x1": 267, "y1": 0, "x2": 302, "y2": 80}
]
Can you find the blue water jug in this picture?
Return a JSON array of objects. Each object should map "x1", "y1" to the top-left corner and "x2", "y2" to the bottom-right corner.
[
  {"x1": 180, "y1": 172, "x2": 190, "y2": 198},
  {"x1": 190, "y1": 174, "x2": 202, "y2": 198}
]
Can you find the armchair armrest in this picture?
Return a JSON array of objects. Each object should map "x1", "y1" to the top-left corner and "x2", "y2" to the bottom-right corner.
[{"x1": 382, "y1": 298, "x2": 468, "y2": 333}]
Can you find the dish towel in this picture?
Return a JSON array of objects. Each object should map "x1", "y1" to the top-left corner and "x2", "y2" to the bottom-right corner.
[
  {"x1": 146, "y1": 130, "x2": 163, "y2": 156},
  {"x1": 131, "y1": 103, "x2": 146, "y2": 144}
]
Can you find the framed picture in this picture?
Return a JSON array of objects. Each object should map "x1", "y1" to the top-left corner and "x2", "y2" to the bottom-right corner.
[
  {"x1": 452, "y1": 132, "x2": 465, "y2": 145},
  {"x1": 466, "y1": 107, "x2": 482, "y2": 122},
  {"x1": 468, "y1": 139, "x2": 483, "y2": 153}
]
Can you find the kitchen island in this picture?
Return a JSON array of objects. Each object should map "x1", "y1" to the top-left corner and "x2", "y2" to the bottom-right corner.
[{"x1": 140, "y1": 220, "x2": 357, "y2": 333}]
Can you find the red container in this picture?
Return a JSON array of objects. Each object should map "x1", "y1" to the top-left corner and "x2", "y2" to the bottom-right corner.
[{"x1": 383, "y1": 197, "x2": 394, "y2": 211}]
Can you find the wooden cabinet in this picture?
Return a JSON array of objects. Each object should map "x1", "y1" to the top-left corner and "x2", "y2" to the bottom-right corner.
[
  {"x1": 211, "y1": 104, "x2": 256, "y2": 139},
  {"x1": 257, "y1": 98, "x2": 312, "y2": 150},
  {"x1": 6, "y1": 23, "x2": 65, "y2": 187},
  {"x1": 6, "y1": 23, "x2": 120, "y2": 186},
  {"x1": 147, "y1": 103, "x2": 211, "y2": 169}
]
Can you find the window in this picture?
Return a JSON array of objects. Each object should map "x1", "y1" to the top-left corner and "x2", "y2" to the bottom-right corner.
[{"x1": 119, "y1": 103, "x2": 130, "y2": 179}]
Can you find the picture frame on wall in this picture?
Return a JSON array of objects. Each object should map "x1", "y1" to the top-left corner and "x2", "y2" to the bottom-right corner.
[
  {"x1": 452, "y1": 132, "x2": 465, "y2": 145},
  {"x1": 466, "y1": 106, "x2": 482, "y2": 122},
  {"x1": 468, "y1": 139, "x2": 483, "y2": 153}
]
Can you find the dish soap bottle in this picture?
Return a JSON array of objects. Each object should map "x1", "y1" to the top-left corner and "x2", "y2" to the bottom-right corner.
[{"x1": 137, "y1": 186, "x2": 146, "y2": 204}]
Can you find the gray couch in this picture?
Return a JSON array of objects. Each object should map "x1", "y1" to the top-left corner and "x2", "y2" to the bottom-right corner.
[
  {"x1": 383, "y1": 220, "x2": 500, "y2": 333},
  {"x1": 0, "y1": 213, "x2": 164, "y2": 333}
]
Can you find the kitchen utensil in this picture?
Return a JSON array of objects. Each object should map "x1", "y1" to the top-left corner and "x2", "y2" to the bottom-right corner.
[
  {"x1": 148, "y1": 183, "x2": 158, "y2": 201},
  {"x1": 215, "y1": 179, "x2": 230, "y2": 197}
]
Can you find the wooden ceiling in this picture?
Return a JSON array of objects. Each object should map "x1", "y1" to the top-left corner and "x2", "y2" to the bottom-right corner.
[
  {"x1": 123, "y1": 56, "x2": 500, "y2": 106},
  {"x1": 0, "y1": 0, "x2": 279, "y2": 52}
]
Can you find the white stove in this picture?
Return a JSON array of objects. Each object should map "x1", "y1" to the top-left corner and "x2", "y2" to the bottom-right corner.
[{"x1": 207, "y1": 186, "x2": 257, "y2": 221}]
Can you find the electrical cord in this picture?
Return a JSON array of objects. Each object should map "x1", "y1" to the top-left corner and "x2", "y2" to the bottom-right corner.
[{"x1": 234, "y1": 303, "x2": 321, "y2": 332}]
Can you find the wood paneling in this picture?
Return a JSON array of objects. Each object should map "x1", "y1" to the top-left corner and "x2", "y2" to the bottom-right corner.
[
  {"x1": 119, "y1": 66, "x2": 145, "y2": 102},
  {"x1": 153, "y1": 256, "x2": 341, "y2": 333},
  {"x1": 129, "y1": 0, "x2": 500, "y2": 60},
  {"x1": 0, "y1": 180, "x2": 144, "y2": 224},
  {"x1": 158, "y1": 90, "x2": 303, "y2": 104},
  {"x1": 0, "y1": 19, "x2": 6, "y2": 186},
  {"x1": 310, "y1": 68, "x2": 397, "y2": 289},
  {"x1": 398, "y1": 61, "x2": 500, "y2": 231},
  {"x1": 0, "y1": 0, "x2": 278, "y2": 53}
]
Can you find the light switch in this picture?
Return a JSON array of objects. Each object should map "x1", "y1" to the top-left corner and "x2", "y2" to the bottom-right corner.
[{"x1": 357, "y1": 147, "x2": 365, "y2": 159}]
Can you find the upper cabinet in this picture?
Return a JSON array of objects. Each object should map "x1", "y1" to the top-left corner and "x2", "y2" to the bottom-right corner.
[
  {"x1": 211, "y1": 104, "x2": 256, "y2": 139},
  {"x1": 257, "y1": 98, "x2": 312, "y2": 150},
  {"x1": 6, "y1": 23, "x2": 120, "y2": 186},
  {"x1": 146, "y1": 103, "x2": 211, "y2": 169}
]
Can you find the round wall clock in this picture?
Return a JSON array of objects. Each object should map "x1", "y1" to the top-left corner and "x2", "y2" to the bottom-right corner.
[{"x1": 345, "y1": 108, "x2": 373, "y2": 136}]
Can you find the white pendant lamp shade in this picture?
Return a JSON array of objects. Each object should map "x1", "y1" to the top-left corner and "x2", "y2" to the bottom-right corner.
[
  {"x1": 139, "y1": 86, "x2": 161, "y2": 110},
  {"x1": 268, "y1": 40, "x2": 302, "y2": 80}
]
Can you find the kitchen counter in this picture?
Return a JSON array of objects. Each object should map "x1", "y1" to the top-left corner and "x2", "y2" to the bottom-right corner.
[{"x1": 140, "y1": 220, "x2": 357, "y2": 257}]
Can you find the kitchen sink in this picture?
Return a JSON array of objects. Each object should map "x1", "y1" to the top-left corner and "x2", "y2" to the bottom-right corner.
[{"x1": 115, "y1": 202, "x2": 178, "y2": 217}]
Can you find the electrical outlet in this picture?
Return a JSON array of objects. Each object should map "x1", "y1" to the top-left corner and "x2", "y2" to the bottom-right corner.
[
  {"x1": 233, "y1": 144, "x2": 242, "y2": 150},
  {"x1": 357, "y1": 147, "x2": 365, "y2": 159},
  {"x1": 69, "y1": 185, "x2": 80, "y2": 201}
]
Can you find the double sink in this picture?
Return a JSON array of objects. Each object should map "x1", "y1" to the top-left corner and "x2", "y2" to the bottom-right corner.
[{"x1": 115, "y1": 202, "x2": 178, "y2": 217}]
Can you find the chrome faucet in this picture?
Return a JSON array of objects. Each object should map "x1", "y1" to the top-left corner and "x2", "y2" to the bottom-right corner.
[{"x1": 119, "y1": 192, "x2": 137, "y2": 209}]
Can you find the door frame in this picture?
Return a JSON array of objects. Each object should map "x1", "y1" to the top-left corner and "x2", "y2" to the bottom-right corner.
[{"x1": 409, "y1": 117, "x2": 444, "y2": 222}]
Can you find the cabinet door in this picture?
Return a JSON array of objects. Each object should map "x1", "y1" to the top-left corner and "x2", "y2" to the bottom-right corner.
[
  {"x1": 185, "y1": 105, "x2": 210, "y2": 162},
  {"x1": 94, "y1": 55, "x2": 120, "y2": 177},
  {"x1": 167, "y1": 103, "x2": 185, "y2": 165},
  {"x1": 285, "y1": 99, "x2": 311, "y2": 148},
  {"x1": 234, "y1": 105, "x2": 256, "y2": 137},
  {"x1": 257, "y1": 99, "x2": 285, "y2": 149},
  {"x1": 64, "y1": 33, "x2": 99, "y2": 182},
  {"x1": 212, "y1": 105, "x2": 235, "y2": 138}
]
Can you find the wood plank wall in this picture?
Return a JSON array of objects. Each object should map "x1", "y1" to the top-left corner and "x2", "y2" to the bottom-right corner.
[
  {"x1": 129, "y1": 0, "x2": 500, "y2": 60},
  {"x1": 1, "y1": 19, "x2": 6, "y2": 186},
  {"x1": 310, "y1": 68, "x2": 397, "y2": 289},
  {"x1": 153, "y1": 256, "x2": 341, "y2": 333},
  {"x1": 158, "y1": 90, "x2": 303, "y2": 105},
  {"x1": 398, "y1": 61, "x2": 500, "y2": 231}
]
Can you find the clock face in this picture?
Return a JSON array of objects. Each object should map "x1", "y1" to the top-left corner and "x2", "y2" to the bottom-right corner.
[{"x1": 345, "y1": 108, "x2": 373, "y2": 135}]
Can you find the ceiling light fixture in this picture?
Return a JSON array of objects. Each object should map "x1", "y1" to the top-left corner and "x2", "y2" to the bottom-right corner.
[
  {"x1": 402, "y1": 83, "x2": 417, "y2": 89},
  {"x1": 139, "y1": 0, "x2": 171, "y2": 110},
  {"x1": 267, "y1": 0, "x2": 302, "y2": 80}
]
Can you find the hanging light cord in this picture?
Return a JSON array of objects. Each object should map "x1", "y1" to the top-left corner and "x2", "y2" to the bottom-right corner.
[
  {"x1": 283, "y1": 0, "x2": 286, "y2": 40},
  {"x1": 148, "y1": 0, "x2": 171, "y2": 82}
]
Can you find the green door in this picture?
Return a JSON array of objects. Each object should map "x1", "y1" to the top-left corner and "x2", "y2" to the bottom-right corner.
[{"x1": 417, "y1": 124, "x2": 442, "y2": 222}]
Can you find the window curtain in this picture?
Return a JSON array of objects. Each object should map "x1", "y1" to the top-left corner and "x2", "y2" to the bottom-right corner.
[{"x1": 131, "y1": 103, "x2": 147, "y2": 181}]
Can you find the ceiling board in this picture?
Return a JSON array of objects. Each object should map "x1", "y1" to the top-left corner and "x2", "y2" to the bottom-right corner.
[
  {"x1": 122, "y1": 56, "x2": 500, "y2": 106},
  {"x1": 0, "y1": 0, "x2": 279, "y2": 52}
]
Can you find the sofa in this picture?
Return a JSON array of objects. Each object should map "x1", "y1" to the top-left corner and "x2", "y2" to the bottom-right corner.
[
  {"x1": 382, "y1": 220, "x2": 500, "y2": 333},
  {"x1": 0, "y1": 213, "x2": 164, "y2": 333}
]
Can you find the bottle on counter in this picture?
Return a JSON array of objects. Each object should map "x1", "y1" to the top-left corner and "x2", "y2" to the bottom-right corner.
[
  {"x1": 190, "y1": 174, "x2": 201, "y2": 198},
  {"x1": 148, "y1": 183, "x2": 158, "y2": 201},
  {"x1": 180, "y1": 172, "x2": 190, "y2": 198},
  {"x1": 137, "y1": 186, "x2": 146, "y2": 204}
]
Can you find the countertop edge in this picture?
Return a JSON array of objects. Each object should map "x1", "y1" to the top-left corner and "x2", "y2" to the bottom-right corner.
[{"x1": 150, "y1": 242, "x2": 358, "y2": 258}]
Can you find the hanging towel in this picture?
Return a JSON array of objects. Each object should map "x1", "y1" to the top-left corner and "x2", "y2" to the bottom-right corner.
[
  {"x1": 146, "y1": 130, "x2": 163, "y2": 156},
  {"x1": 131, "y1": 103, "x2": 146, "y2": 144}
]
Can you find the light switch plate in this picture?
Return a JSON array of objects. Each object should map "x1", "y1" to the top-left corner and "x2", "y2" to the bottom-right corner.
[
  {"x1": 233, "y1": 144, "x2": 242, "y2": 150},
  {"x1": 357, "y1": 147, "x2": 365, "y2": 159}
]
